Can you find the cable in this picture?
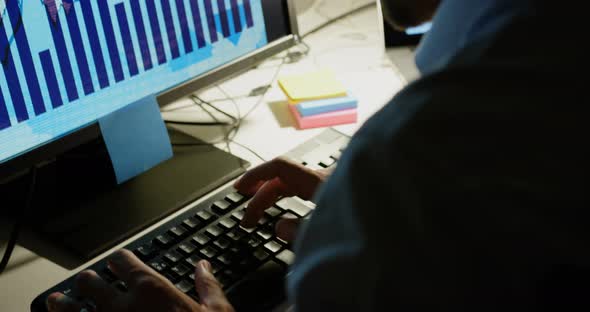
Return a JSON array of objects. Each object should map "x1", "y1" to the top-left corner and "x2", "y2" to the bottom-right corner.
[
  {"x1": 0, "y1": 165, "x2": 37, "y2": 275},
  {"x1": 230, "y1": 140, "x2": 267, "y2": 162},
  {"x1": 168, "y1": 40, "x2": 300, "y2": 162},
  {"x1": 164, "y1": 96, "x2": 236, "y2": 126},
  {"x1": 301, "y1": 2, "x2": 375, "y2": 39}
]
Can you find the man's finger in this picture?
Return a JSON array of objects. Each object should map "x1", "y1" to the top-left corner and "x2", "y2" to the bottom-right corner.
[
  {"x1": 275, "y1": 218, "x2": 300, "y2": 243},
  {"x1": 241, "y1": 178, "x2": 290, "y2": 228},
  {"x1": 46, "y1": 292, "x2": 84, "y2": 312},
  {"x1": 235, "y1": 157, "x2": 319, "y2": 199},
  {"x1": 194, "y1": 260, "x2": 233, "y2": 310},
  {"x1": 107, "y1": 249, "x2": 155, "y2": 288},
  {"x1": 75, "y1": 270, "x2": 118, "y2": 308}
]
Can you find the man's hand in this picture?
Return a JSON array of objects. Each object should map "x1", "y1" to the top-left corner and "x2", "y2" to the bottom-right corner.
[
  {"x1": 46, "y1": 250, "x2": 234, "y2": 312},
  {"x1": 234, "y1": 157, "x2": 331, "y2": 242}
]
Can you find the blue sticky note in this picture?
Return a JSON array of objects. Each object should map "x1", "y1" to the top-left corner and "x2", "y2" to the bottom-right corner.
[
  {"x1": 99, "y1": 95, "x2": 173, "y2": 184},
  {"x1": 296, "y1": 95, "x2": 358, "y2": 117}
]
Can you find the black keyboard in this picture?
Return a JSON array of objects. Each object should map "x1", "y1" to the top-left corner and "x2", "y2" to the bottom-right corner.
[{"x1": 31, "y1": 128, "x2": 350, "y2": 312}]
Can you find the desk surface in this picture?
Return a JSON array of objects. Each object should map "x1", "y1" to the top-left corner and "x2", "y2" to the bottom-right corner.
[{"x1": 0, "y1": 5, "x2": 408, "y2": 311}]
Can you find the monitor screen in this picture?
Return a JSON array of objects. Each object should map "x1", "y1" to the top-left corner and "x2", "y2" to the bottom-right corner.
[{"x1": 0, "y1": 0, "x2": 292, "y2": 165}]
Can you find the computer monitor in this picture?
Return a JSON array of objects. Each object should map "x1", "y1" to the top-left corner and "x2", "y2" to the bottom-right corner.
[{"x1": 0, "y1": 0, "x2": 298, "y2": 179}]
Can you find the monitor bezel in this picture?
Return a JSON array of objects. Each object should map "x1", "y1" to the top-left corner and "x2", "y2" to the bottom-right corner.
[{"x1": 0, "y1": 0, "x2": 300, "y2": 181}]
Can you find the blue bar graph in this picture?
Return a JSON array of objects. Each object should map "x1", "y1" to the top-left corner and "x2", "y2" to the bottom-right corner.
[
  {"x1": 0, "y1": 25, "x2": 29, "y2": 122},
  {"x1": 216, "y1": 0, "x2": 231, "y2": 38},
  {"x1": 0, "y1": 0, "x2": 262, "y2": 137},
  {"x1": 160, "y1": 0, "x2": 180, "y2": 59},
  {"x1": 115, "y1": 3, "x2": 139, "y2": 77},
  {"x1": 39, "y1": 50, "x2": 64, "y2": 108},
  {"x1": 65, "y1": 5, "x2": 95, "y2": 95},
  {"x1": 0, "y1": 86, "x2": 10, "y2": 130},
  {"x1": 188, "y1": 0, "x2": 207, "y2": 48},
  {"x1": 175, "y1": 0, "x2": 193, "y2": 53},
  {"x1": 230, "y1": 0, "x2": 243, "y2": 33},
  {"x1": 46, "y1": 9, "x2": 79, "y2": 101},
  {"x1": 130, "y1": 0, "x2": 154, "y2": 71},
  {"x1": 203, "y1": 0, "x2": 218, "y2": 43},
  {"x1": 6, "y1": 0, "x2": 46, "y2": 115},
  {"x1": 244, "y1": 0, "x2": 254, "y2": 28},
  {"x1": 97, "y1": 0, "x2": 125, "y2": 82},
  {"x1": 79, "y1": 0, "x2": 110, "y2": 89},
  {"x1": 146, "y1": 0, "x2": 167, "y2": 65}
]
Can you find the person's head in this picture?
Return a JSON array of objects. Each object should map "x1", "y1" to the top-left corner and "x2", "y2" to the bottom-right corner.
[{"x1": 380, "y1": 0, "x2": 441, "y2": 30}]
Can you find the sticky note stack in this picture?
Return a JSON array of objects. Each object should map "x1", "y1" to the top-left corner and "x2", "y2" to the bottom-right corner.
[{"x1": 278, "y1": 70, "x2": 358, "y2": 129}]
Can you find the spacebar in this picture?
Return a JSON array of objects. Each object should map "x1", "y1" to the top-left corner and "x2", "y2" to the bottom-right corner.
[{"x1": 226, "y1": 260, "x2": 288, "y2": 311}]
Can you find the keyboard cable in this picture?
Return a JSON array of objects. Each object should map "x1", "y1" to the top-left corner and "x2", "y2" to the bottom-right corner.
[{"x1": 0, "y1": 165, "x2": 37, "y2": 275}]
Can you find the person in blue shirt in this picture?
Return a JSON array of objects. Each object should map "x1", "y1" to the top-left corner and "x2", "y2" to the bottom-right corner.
[{"x1": 47, "y1": 0, "x2": 588, "y2": 311}]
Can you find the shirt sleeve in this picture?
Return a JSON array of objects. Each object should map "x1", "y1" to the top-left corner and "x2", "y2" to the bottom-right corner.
[
  {"x1": 286, "y1": 87, "x2": 425, "y2": 311},
  {"x1": 287, "y1": 65, "x2": 590, "y2": 310}
]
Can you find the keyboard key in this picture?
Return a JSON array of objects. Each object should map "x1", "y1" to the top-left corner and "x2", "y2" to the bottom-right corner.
[
  {"x1": 330, "y1": 150, "x2": 342, "y2": 161},
  {"x1": 164, "y1": 272, "x2": 178, "y2": 283},
  {"x1": 231, "y1": 209, "x2": 245, "y2": 222},
  {"x1": 149, "y1": 260, "x2": 169, "y2": 273},
  {"x1": 187, "y1": 273, "x2": 195, "y2": 282},
  {"x1": 253, "y1": 249, "x2": 270, "y2": 262},
  {"x1": 134, "y1": 244, "x2": 159, "y2": 261},
  {"x1": 212, "y1": 200, "x2": 232, "y2": 214},
  {"x1": 245, "y1": 236, "x2": 263, "y2": 249},
  {"x1": 196, "y1": 210, "x2": 215, "y2": 222},
  {"x1": 225, "y1": 192, "x2": 244, "y2": 204},
  {"x1": 168, "y1": 226, "x2": 189, "y2": 239},
  {"x1": 223, "y1": 268, "x2": 240, "y2": 280},
  {"x1": 217, "y1": 253, "x2": 234, "y2": 266},
  {"x1": 235, "y1": 256, "x2": 257, "y2": 273},
  {"x1": 264, "y1": 241, "x2": 282, "y2": 254},
  {"x1": 164, "y1": 250, "x2": 183, "y2": 264},
  {"x1": 213, "y1": 237, "x2": 232, "y2": 250},
  {"x1": 276, "y1": 198, "x2": 312, "y2": 218},
  {"x1": 206, "y1": 225, "x2": 225, "y2": 238},
  {"x1": 178, "y1": 243, "x2": 197, "y2": 256},
  {"x1": 276, "y1": 250, "x2": 295, "y2": 266},
  {"x1": 175, "y1": 280, "x2": 194, "y2": 294},
  {"x1": 265, "y1": 207, "x2": 283, "y2": 218},
  {"x1": 319, "y1": 157, "x2": 335, "y2": 168},
  {"x1": 239, "y1": 225, "x2": 255, "y2": 233},
  {"x1": 153, "y1": 233, "x2": 175, "y2": 247},
  {"x1": 219, "y1": 218, "x2": 237, "y2": 230},
  {"x1": 182, "y1": 218, "x2": 202, "y2": 230},
  {"x1": 185, "y1": 255, "x2": 202, "y2": 268},
  {"x1": 256, "y1": 228, "x2": 273, "y2": 241},
  {"x1": 191, "y1": 233, "x2": 211, "y2": 246},
  {"x1": 211, "y1": 261, "x2": 223, "y2": 275},
  {"x1": 200, "y1": 246, "x2": 219, "y2": 259},
  {"x1": 257, "y1": 215, "x2": 270, "y2": 226},
  {"x1": 171, "y1": 264, "x2": 191, "y2": 279},
  {"x1": 282, "y1": 212, "x2": 299, "y2": 220},
  {"x1": 226, "y1": 228, "x2": 246, "y2": 242}
]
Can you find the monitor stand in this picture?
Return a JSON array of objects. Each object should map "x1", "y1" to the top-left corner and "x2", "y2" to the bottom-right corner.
[{"x1": 1, "y1": 127, "x2": 249, "y2": 269}]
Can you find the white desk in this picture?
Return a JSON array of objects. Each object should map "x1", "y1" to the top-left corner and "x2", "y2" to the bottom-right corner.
[{"x1": 0, "y1": 5, "x2": 406, "y2": 311}]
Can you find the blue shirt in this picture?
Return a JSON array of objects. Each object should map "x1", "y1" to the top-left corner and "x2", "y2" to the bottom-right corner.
[
  {"x1": 415, "y1": 0, "x2": 533, "y2": 75},
  {"x1": 287, "y1": 1, "x2": 565, "y2": 311}
]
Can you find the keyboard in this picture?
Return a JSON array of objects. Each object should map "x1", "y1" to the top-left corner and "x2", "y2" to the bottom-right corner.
[{"x1": 31, "y1": 128, "x2": 350, "y2": 312}]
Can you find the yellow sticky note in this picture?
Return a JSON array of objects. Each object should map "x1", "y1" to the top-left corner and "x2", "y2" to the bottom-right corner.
[{"x1": 278, "y1": 69, "x2": 347, "y2": 104}]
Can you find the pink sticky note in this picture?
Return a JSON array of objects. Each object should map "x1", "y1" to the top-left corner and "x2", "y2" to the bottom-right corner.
[{"x1": 289, "y1": 104, "x2": 357, "y2": 129}]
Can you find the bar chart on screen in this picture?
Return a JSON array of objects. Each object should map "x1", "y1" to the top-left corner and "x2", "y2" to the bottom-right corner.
[{"x1": 0, "y1": 0, "x2": 267, "y2": 162}]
